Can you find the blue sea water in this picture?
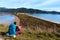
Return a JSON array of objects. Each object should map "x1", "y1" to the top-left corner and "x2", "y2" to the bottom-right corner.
[
  {"x1": 30, "y1": 14, "x2": 60, "y2": 22},
  {"x1": 0, "y1": 15, "x2": 15, "y2": 24}
]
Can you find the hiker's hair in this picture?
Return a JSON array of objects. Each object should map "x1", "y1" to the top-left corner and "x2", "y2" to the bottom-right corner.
[{"x1": 14, "y1": 22, "x2": 16, "y2": 24}]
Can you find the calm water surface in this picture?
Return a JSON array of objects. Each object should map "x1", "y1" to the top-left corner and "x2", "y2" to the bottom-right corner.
[
  {"x1": 30, "y1": 14, "x2": 60, "y2": 22},
  {"x1": 0, "y1": 15, "x2": 15, "y2": 24}
]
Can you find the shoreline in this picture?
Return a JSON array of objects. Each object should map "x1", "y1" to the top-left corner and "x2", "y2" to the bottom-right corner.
[{"x1": 26, "y1": 14, "x2": 60, "y2": 24}]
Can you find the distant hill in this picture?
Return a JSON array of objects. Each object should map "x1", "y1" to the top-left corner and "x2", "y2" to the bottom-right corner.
[{"x1": 0, "y1": 7, "x2": 60, "y2": 14}]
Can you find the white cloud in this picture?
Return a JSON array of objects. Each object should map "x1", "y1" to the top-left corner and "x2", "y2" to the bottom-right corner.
[
  {"x1": 6, "y1": 0, "x2": 20, "y2": 2},
  {"x1": 35, "y1": 0, "x2": 59, "y2": 7},
  {"x1": 21, "y1": 0, "x2": 38, "y2": 6},
  {"x1": 39, "y1": 7, "x2": 60, "y2": 12}
]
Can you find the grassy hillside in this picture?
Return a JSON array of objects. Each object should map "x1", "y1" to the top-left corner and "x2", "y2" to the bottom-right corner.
[{"x1": 0, "y1": 14, "x2": 60, "y2": 40}]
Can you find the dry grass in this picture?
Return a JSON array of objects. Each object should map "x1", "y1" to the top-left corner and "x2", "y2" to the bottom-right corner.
[{"x1": 0, "y1": 25, "x2": 60, "y2": 40}]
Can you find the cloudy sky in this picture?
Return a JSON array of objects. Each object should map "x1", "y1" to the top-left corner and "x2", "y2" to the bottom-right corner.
[{"x1": 0, "y1": 0, "x2": 60, "y2": 11}]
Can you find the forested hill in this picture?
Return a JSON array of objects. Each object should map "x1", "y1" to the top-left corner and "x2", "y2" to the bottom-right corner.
[{"x1": 0, "y1": 7, "x2": 60, "y2": 14}]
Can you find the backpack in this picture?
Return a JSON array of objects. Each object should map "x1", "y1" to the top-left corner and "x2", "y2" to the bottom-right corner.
[{"x1": 16, "y1": 26, "x2": 21, "y2": 35}]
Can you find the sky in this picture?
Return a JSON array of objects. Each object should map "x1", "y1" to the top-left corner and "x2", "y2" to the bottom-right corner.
[{"x1": 0, "y1": 0, "x2": 60, "y2": 12}]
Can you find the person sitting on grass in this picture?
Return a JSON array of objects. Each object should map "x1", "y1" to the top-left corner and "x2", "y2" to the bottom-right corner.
[{"x1": 6, "y1": 22, "x2": 17, "y2": 38}]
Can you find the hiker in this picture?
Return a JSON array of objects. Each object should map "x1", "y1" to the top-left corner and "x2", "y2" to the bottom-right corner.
[
  {"x1": 16, "y1": 25, "x2": 22, "y2": 35},
  {"x1": 6, "y1": 22, "x2": 17, "y2": 38}
]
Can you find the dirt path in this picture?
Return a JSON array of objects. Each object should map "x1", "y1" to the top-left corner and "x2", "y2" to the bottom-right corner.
[{"x1": 14, "y1": 15, "x2": 20, "y2": 26}]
